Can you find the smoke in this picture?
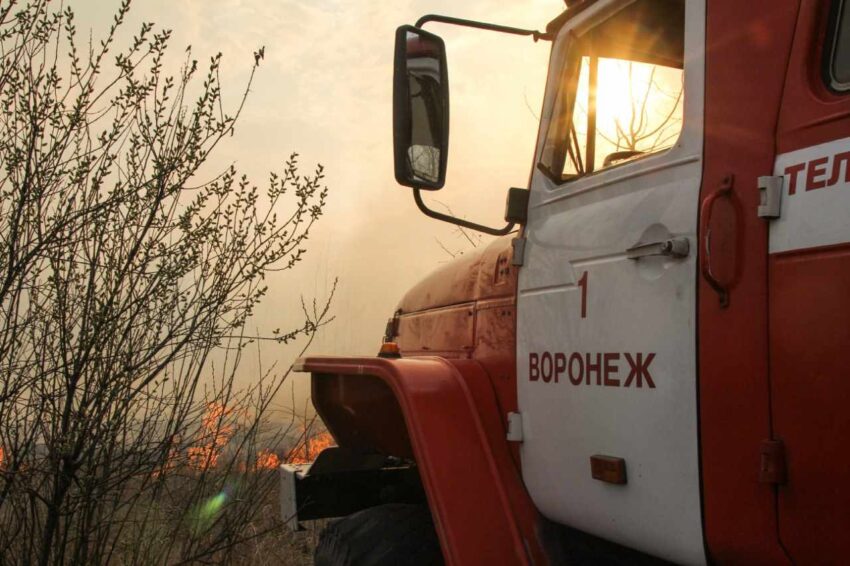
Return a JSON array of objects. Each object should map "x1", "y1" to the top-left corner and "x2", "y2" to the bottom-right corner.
[{"x1": 70, "y1": 0, "x2": 564, "y2": 413}]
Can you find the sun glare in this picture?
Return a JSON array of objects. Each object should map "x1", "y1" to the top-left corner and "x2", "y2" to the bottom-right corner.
[{"x1": 571, "y1": 56, "x2": 684, "y2": 172}]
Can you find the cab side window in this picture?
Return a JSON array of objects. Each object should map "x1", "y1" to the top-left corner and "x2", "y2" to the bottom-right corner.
[
  {"x1": 539, "y1": 0, "x2": 685, "y2": 183},
  {"x1": 827, "y1": 0, "x2": 850, "y2": 91}
]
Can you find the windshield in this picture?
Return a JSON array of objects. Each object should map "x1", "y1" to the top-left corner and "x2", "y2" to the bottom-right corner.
[{"x1": 539, "y1": 0, "x2": 685, "y2": 183}]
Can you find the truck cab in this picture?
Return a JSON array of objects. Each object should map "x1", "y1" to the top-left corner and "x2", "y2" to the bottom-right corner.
[{"x1": 283, "y1": 1, "x2": 850, "y2": 564}]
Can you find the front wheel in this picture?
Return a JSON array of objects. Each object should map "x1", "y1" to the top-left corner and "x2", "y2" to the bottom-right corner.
[{"x1": 313, "y1": 504, "x2": 443, "y2": 566}]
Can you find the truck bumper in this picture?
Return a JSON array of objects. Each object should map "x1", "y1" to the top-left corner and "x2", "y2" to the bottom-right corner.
[{"x1": 279, "y1": 446, "x2": 422, "y2": 531}]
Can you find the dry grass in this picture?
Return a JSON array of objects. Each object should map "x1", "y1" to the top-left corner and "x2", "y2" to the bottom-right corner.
[{"x1": 227, "y1": 488, "x2": 326, "y2": 566}]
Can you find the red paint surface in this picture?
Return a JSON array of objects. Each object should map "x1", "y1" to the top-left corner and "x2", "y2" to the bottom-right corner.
[
  {"x1": 312, "y1": 372, "x2": 413, "y2": 459},
  {"x1": 396, "y1": 236, "x2": 520, "y2": 466},
  {"x1": 769, "y1": 243, "x2": 850, "y2": 563},
  {"x1": 776, "y1": 0, "x2": 850, "y2": 155},
  {"x1": 770, "y1": 1, "x2": 850, "y2": 561},
  {"x1": 698, "y1": 0, "x2": 799, "y2": 562},
  {"x1": 396, "y1": 302, "x2": 476, "y2": 357},
  {"x1": 300, "y1": 356, "x2": 545, "y2": 566},
  {"x1": 397, "y1": 236, "x2": 517, "y2": 313}
]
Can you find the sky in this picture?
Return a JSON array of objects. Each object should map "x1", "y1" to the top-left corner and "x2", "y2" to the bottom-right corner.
[{"x1": 73, "y1": 0, "x2": 566, "y2": 408}]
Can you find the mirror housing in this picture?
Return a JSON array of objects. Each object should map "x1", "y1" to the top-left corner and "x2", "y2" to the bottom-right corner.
[
  {"x1": 393, "y1": 25, "x2": 449, "y2": 190},
  {"x1": 504, "y1": 188, "x2": 530, "y2": 225}
]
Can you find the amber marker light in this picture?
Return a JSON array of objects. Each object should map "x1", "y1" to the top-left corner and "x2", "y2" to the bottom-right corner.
[{"x1": 378, "y1": 342, "x2": 402, "y2": 358}]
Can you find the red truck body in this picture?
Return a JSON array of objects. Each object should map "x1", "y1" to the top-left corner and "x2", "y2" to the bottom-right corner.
[{"x1": 289, "y1": 1, "x2": 850, "y2": 563}]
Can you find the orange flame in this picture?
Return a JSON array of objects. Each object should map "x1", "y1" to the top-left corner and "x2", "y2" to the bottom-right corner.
[
  {"x1": 150, "y1": 403, "x2": 333, "y2": 475},
  {"x1": 187, "y1": 402, "x2": 234, "y2": 470},
  {"x1": 286, "y1": 430, "x2": 335, "y2": 465},
  {"x1": 255, "y1": 449, "x2": 281, "y2": 470},
  {"x1": 152, "y1": 445, "x2": 179, "y2": 478}
]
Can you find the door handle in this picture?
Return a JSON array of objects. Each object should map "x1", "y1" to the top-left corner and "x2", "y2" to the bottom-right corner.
[
  {"x1": 700, "y1": 175, "x2": 734, "y2": 308},
  {"x1": 627, "y1": 237, "x2": 690, "y2": 260}
]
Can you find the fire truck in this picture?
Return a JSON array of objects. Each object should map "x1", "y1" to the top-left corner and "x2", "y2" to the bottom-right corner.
[{"x1": 280, "y1": 0, "x2": 850, "y2": 563}]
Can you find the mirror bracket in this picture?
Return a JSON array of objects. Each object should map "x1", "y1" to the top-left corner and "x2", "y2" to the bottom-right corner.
[
  {"x1": 399, "y1": 17, "x2": 545, "y2": 237},
  {"x1": 415, "y1": 14, "x2": 553, "y2": 42},
  {"x1": 413, "y1": 189, "x2": 516, "y2": 236}
]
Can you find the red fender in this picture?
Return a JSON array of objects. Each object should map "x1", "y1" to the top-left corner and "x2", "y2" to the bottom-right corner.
[{"x1": 296, "y1": 355, "x2": 546, "y2": 566}]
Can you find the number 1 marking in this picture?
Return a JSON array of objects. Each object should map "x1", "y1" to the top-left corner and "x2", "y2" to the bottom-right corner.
[{"x1": 578, "y1": 271, "x2": 588, "y2": 319}]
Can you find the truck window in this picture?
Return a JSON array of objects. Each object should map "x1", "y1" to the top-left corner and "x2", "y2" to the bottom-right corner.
[
  {"x1": 538, "y1": 0, "x2": 685, "y2": 183},
  {"x1": 827, "y1": 0, "x2": 850, "y2": 90}
]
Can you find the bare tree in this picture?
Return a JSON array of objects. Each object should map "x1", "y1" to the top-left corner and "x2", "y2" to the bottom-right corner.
[
  {"x1": 431, "y1": 200, "x2": 486, "y2": 260},
  {"x1": 0, "y1": 1, "x2": 333, "y2": 564},
  {"x1": 598, "y1": 63, "x2": 683, "y2": 156},
  {"x1": 567, "y1": 59, "x2": 684, "y2": 173}
]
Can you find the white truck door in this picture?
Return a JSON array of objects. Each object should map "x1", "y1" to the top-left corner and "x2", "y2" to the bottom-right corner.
[{"x1": 516, "y1": 1, "x2": 706, "y2": 564}]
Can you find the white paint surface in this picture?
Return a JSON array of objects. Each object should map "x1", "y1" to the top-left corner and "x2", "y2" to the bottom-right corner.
[
  {"x1": 516, "y1": 1, "x2": 707, "y2": 564},
  {"x1": 771, "y1": 136, "x2": 850, "y2": 253}
]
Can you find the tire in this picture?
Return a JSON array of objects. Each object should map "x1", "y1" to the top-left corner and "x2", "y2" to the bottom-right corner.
[{"x1": 313, "y1": 504, "x2": 444, "y2": 566}]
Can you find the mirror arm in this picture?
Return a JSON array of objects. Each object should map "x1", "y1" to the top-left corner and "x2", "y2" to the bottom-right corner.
[
  {"x1": 415, "y1": 14, "x2": 553, "y2": 42},
  {"x1": 413, "y1": 189, "x2": 516, "y2": 236}
]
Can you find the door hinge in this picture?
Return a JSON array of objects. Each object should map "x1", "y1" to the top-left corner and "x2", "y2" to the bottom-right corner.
[
  {"x1": 511, "y1": 236, "x2": 526, "y2": 267},
  {"x1": 506, "y1": 412, "x2": 523, "y2": 442},
  {"x1": 758, "y1": 176, "x2": 783, "y2": 219},
  {"x1": 758, "y1": 439, "x2": 787, "y2": 485}
]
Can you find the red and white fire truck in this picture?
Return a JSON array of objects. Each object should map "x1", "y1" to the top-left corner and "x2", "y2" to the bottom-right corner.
[{"x1": 281, "y1": 0, "x2": 850, "y2": 563}]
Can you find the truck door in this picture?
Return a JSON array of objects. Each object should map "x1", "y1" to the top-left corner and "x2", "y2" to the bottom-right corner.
[
  {"x1": 516, "y1": 1, "x2": 706, "y2": 563},
  {"x1": 769, "y1": 1, "x2": 850, "y2": 562}
]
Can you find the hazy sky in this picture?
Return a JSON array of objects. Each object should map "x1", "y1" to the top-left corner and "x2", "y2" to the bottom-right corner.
[{"x1": 74, "y1": 0, "x2": 566, "y2": 407}]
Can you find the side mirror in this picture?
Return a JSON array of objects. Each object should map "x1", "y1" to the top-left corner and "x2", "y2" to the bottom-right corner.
[{"x1": 393, "y1": 26, "x2": 449, "y2": 190}]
